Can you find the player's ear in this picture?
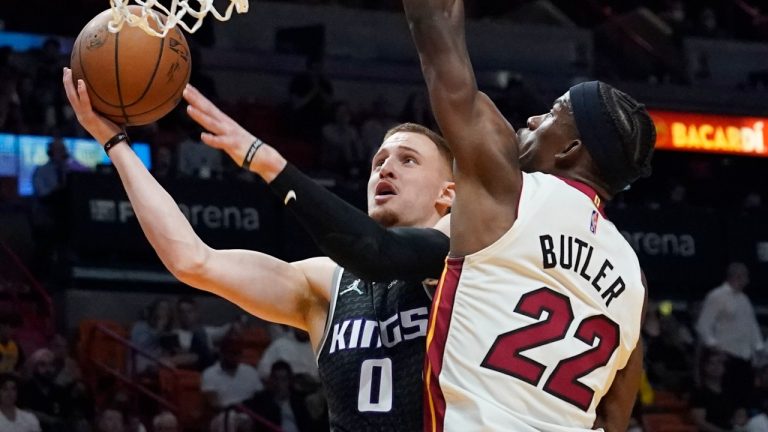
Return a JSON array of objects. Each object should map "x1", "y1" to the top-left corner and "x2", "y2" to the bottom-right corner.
[
  {"x1": 554, "y1": 139, "x2": 583, "y2": 168},
  {"x1": 436, "y1": 181, "x2": 455, "y2": 215}
]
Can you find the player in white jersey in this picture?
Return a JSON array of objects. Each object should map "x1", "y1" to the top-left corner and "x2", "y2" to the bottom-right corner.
[{"x1": 402, "y1": 0, "x2": 656, "y2": 430}]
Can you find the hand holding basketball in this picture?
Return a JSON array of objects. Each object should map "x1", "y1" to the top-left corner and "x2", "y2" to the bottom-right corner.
[
  {"x1": 70, "y1": 7, "x2": 191, "y2": 126},
  {"x1": 63, "y1": 67, "x2": 122, "y2": 146}
]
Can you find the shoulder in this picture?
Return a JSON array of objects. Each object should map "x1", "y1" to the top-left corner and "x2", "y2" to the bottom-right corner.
[
  {"x1": 239, "y1": 363, "x2": 260, "y2": 376},
  {"x1": 201, "y1": 363, "x2": 220, "y2": 378},
  {"x1": 707, "y1": 284, "x2": 729, "y2": 299},
  {"x1": 130, "y1": 321, "x2": 151, "y2": 334},
  {"x1": 19, "y1": 409, "x2": 40, "y2": 425}
]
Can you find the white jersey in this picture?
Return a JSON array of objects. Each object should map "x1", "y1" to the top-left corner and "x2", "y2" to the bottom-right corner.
[{"x1": 425, "y1": 172, "x2": 644, "y2": 432}]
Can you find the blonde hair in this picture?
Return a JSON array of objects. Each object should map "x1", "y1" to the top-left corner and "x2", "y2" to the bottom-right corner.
[{"x1": 383, "y1": 123, "x2": 452, "y2": 173}]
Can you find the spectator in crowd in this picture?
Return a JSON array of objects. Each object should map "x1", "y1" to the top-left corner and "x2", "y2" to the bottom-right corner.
[
  {"x1": 169, "y1": 297, "x2": 213, "y2": 370},
  {"x1": 257, "y1": 328, "x2": 317, "y2": 383},
  {"x1": 744, "y1": 367, "x2": 768, "y2": 431},
  {"x1": 209, "y1": 409, "x2": 253, "y2": 432},
  {"x1": 288, "y1": 56, "x2": 334, "y2": 140},
  {"x1": 658, "y1": 0, "x2": 693, "y2": 43},
  {"x1": 130, "y1": 299, "x2": 175, "y2": 374},
  {"x1": 644, "y1": 301, "x2": 695, "y2": 392},
  {"x1": 694, "y1": 8, "x2": 727, "y2": 39},
  {"x1": 95, "y1": 408, "x2": 125, "y2": 432},
  {"x1": 742, "y1": 191, "x2": 763, "y2": 213},
  {"x1": 201, "y1": 335, "x2": 263, "y2": 409},
  {"x1": 320, "y1": 101, "x2": 364, "y2": 179},
  {"x1": 31, "y1": 137, "x2": 89, "y2": 269},
  {"x1": 126, "y1": 415, "x2": 147, "y2": 432},
  {"x1": 31, "y1": 38, "x2": 66, "y2": 133},
  {"x1": 49, "y1": 335, "x2": 80, "y2": 389},
  {"x1": 18, "y1": 349, "x2": 70, "y2": 432},
  {"x1": 0, "y1": 310, "x2": 23, "y2": 373},
  {"x1": 152, "y1": 411, "x2": 178, "y2": 432},
  {"x1": 32, "y1": 138, "x2": 89, "y2": 199},
  {"x1": 691, "y1": 351, "x2": 737, "y2": 432},
  {"x1": 0, "y1": 46, "x2": 25, "y2": 133},
  {"x1": 244, "y1": 361, "x2": 318, "y2": 432},
  {"x1": 0, "y1": 373, "x2": 41, "y2": 432},
  {"x1": 48, "y1": 335, "x2": 91, "y2": 431},
  {"x1": 696, "y1": 262, "x2": 762, "y2": 407}
]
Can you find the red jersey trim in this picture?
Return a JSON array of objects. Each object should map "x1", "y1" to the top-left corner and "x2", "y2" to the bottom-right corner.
[
  {"x1": 556, "y1": 176, "x2": 607, "y2": 218},
  {"x1": 424, "y1": 257, "x2": 464, "y2": 432}
]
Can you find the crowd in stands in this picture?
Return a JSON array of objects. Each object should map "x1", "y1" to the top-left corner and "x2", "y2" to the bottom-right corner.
[
  {"x1": 273, "y1": 0, "x2": 767, "y2": 41},
  {"x1": 0, "y1": 292, "x2": 329, "y2": 432},
  {"x1": 1, "y1": 36, "x2": 765, "y2": 214},
  {"x1": 636, "y1": 262, "x2": 768, "y2": 431},
  {"x1": 2, "y1": 260, "x2": 768, "y2": 431}
]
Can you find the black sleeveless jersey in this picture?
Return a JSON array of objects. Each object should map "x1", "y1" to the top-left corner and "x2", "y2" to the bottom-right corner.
[{"x1": 317, "y1": 267, "x2": 432, "y2": 432}]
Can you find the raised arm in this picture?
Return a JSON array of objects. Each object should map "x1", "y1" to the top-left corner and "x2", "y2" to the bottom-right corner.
[
  {"x1": 62, "y1": 68, "x2": 330, "y2": 335},
  {"x1": 183, "y1": 85, "x2": 449, "y2": 281},
  {"x1": 402, "y1": 0, "x2": 522, "y2": 255}
]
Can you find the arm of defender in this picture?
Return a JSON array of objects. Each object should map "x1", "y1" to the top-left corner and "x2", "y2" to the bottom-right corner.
[
  {"x1": 402, "y1": 0, "x2": 522, "y2": 253},
  {"x1": 594, "y1": 273, "x2": 648, "y2": 431},
  {"x1": 184, "y1": 85, "x2": 450, "y2": 281},
  {"x1": 593, "y1": 340, "x2": 643, "y2": 431},
  {"x1": 63, "y1": 68, "x2": 327, "y2": 331}
]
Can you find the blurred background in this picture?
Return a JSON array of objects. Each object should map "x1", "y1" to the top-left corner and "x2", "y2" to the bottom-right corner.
[{"x1": 0, "y1": 0, "x2": 767, "y2": 431}]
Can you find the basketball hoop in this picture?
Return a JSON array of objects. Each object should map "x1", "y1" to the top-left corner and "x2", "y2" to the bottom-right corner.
[{"x1": 108, "y1": 0, "x2": 249, "y2": 37}]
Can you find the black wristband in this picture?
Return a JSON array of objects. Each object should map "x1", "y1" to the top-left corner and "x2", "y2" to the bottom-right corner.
[
  {"x1": 241, "y1": 138, "x2": 265, "y2": 170},
  {"x1": 104, "y1": 132, "x2": 129, "y2": 155}
]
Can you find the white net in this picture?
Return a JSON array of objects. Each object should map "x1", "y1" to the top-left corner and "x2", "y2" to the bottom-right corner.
[{"x1": 108, "y1": 0, "x2": 249, "y2": 37}]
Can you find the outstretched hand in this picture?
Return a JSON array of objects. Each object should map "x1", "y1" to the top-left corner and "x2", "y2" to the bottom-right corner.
[
  {"x1": 62, "y1": 67, "x2": 122, "y2": 145},
  {"x1": 183, "y1": 84, "x2": 255, "y2": 166}
]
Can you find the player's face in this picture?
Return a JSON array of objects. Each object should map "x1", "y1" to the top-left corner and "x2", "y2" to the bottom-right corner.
[
  {"x1": 367, "y1": 132, "x2": 453, "y2": 228},
  {"x1": 0, "y1": 380, "x2": 17, "y2": 407},
  {"x1": 517, "y1": 92, "x2": 580, "y2": 173}
]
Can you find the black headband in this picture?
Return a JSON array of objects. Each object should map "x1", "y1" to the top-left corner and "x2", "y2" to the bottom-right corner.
[{"x1": 569, "y1": 81, "x2": 634, "y2": 190}]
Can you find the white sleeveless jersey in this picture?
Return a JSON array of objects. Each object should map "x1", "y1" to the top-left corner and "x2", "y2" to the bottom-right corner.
[{"x1": 424, "y1": 172, "x2": 644, "y2": 432}]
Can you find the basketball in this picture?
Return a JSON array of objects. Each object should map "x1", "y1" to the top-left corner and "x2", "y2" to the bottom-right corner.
[{"x1": 70, "y1": 7, "x2": 192, "y2": 126}]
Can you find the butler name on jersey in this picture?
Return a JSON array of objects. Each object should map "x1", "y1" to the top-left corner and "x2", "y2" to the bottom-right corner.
[
  {"x1": 426, "y1": 172, "x2": 645, "y2": 432},
  {"x1": 317, "y1": 268, "x2": 432, "y2": 432}
]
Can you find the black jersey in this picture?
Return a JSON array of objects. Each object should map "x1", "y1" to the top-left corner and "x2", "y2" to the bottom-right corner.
[{"x1": 316, "y1": 267, "x2": 432, "y2": 432}]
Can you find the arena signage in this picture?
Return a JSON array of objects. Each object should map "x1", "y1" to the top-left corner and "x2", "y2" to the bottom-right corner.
[
  {"x1": 69, "y1": 173, "x2": 282, "y2": 260},
  {"x1": 649, "y1": 110, "x2": 767, "y2": 157}
]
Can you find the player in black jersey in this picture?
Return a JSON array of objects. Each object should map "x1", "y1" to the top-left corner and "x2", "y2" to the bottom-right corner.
[{"x1": 64, "y1": 70, "x2": 453, "y2": 431}]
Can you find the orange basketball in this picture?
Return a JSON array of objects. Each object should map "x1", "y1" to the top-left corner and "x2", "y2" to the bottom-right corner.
[{"x1": 70, "y1": 7, "x2": 192, "y2": 126}]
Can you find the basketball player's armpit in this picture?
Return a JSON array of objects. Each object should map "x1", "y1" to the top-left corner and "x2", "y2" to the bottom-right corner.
[{"x1": 270, "y1": 163, "x2": 449, "y2": 281}]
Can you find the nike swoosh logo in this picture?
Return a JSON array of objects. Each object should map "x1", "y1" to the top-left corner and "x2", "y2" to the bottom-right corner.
[{"x1": 284, "y1": 190, "x2": 297, "y2": 205}]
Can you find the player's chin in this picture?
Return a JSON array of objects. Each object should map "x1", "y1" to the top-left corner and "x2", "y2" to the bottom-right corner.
[{"x1": 369, "y1": 206, "x2": 399, "y2": 228}]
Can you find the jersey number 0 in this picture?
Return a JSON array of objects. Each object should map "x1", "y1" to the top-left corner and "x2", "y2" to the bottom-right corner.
[
  {"x1": 358, "y1": 358, "x2": 393, "y2": 412},
  {"x1": 481, "y1": 287, "x2": 619, "y2": 411}
]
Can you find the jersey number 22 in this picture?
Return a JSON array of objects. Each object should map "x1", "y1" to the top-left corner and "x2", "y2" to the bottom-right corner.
[{"x1": 481, "y1": 287, "x2": 619, "y2": 411}]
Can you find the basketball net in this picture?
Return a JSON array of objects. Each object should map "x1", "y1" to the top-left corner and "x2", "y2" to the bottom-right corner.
[{"x1": 108, "y1": 0, "x2": 249, "y2": 37}]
